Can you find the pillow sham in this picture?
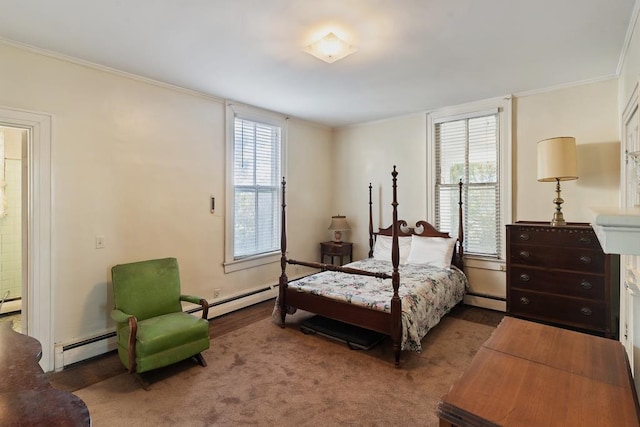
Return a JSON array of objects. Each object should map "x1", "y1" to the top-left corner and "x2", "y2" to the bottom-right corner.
[
  {"x1": 406, "y1": 235, "x2": 456, "y2": 269},
  {"x1": 372, "y1": 235, "x2": 412, "y2": 264}
]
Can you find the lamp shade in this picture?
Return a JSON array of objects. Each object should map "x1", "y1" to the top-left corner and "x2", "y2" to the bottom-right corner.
[
  {"x1": 328, "y1": 215, "x2": 350, "y2": 231},
  {"x1": 537, "y1": 137, "x2": 578, "y2": 182}
]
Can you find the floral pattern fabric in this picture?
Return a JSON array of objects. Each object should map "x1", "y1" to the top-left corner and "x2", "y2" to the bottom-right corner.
[{"x1": 272, "y1": 258, "x2": 468, "y2": 352}]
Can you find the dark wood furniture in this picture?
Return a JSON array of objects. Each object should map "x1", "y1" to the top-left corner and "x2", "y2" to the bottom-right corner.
[
  {"x1": 438, "y1": 317, "x2": 640, "y2": 426},
  {"x1": 506, "y1": 221, "x2": 620, "y2": 338},
  {"x1": 320, "y1": 241, "x2": 353, "y2": 266},
  {"x1": 278, "y1": 167, "x2": 464, "y2": 366},
  {"x1": 0, "y1": 321, "x2": 91, "y2": 426}
]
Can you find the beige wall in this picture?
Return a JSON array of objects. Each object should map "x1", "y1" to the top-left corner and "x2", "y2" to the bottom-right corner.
[
  {"x1": 333, "y1": 114, "x2": 427, "y2": 260},
  {"x1": 333, "y1": 79, "x2": 621, "y2": 305},
  {"x1": 0, "y1": 43, "x2": 333, "y2": 349},
  {"x1": 514, "y1": 79, "x2": 620, "y2": 223}
]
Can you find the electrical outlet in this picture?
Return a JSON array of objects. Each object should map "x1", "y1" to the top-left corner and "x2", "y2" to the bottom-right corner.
[
  {"x1": 95, "y1": 236, "x2": 105, "y2": 249},
  {"x1": 213, "y1": 288, "x2": 220, "y2": 298}
]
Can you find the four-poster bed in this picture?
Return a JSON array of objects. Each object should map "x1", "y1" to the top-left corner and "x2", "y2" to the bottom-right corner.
[{"x1": 276, "y1": 166, "x2": 467, "y2": 367}]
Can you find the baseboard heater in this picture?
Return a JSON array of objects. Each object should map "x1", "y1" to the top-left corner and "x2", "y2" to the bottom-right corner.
[
  {"x1": 55, "y1": 285, "x2": 276, "y2": 371},
  {"x1": 463, "y1": 292, "x2": 506, "y2": 312}
]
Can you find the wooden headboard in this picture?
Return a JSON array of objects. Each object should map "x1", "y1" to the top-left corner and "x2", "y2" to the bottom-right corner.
[{"x1": 367, "y1": 181, "x2": 465, "y2": 270}]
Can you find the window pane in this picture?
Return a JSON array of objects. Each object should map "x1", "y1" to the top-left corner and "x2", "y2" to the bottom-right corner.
[
  {"x1": 466, "y1": 184, "x2": 498, "y2": 256},
  {"x1": 233, "y1": 117, "x2": 281, "y2": 258},
  {"x1": 435, "y1": 112, "x2": 500, "y2": 258}
]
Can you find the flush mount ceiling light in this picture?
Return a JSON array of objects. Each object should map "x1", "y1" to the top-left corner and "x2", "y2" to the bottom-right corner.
[{"x1": 304, "y1": 32, "x2": 356, "y2": 64}]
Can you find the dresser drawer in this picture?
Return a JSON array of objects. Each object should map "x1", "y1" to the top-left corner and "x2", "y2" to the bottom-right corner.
[
  {"x1": 509, "y1": 289, "x2": 606, "y2": 332},
  {"x1": 508, "y1": 266, "x2": 605, "y2": 300},
  {"x1": 320, "y1": 243, "x2": 351, "y2": 256},
  {"x1": 509, "y1": 244, "x2": 604, "y2": 273},
  {"x1": 509, "y1": 226, "x2": 600, "y2": 250}
]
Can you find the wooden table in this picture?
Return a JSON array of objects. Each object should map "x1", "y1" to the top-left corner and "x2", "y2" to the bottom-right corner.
[
  {"x1": 320, "y1": 241, "x2": 353, "y2": 266},
  {"x1": 0, "y1": 321, "x2": 91, "y2": 426},
  {"x1": 438, "y1": 316, "x2": 640, "y2": 426}
]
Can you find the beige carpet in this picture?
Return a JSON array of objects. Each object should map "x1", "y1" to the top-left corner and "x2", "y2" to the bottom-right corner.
[{"x1": 75, "y1": 311, "x2": 495, "y2": 426}]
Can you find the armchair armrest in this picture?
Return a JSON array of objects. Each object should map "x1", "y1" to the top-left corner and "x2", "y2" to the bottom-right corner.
[
  {"x1": 111, "y1": 309, "x2": 134, "y2": 324},
  {"x1": 181, "y1": 294, "x2": 210, "y2": 320},
  {"x1": 111, "y1": 309, "x2": 138, "y2": 373}
]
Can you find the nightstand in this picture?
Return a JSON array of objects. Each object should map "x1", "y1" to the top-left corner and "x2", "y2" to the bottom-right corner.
[{"x1": 320, "y1": 241, "x2": 353, "y2": 266}]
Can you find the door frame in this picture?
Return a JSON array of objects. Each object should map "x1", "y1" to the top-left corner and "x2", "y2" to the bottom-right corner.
[{"x1": 0, "y1": 106, "x2": 53, "y2": 371}]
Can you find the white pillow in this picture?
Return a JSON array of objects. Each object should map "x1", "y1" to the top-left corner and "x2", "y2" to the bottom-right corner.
[
  {"x1": 406, "y1": 235, "x2": 456, "y2": 269},
  {"x1": 372, "y1": 235, "x2": 412, "y2": 264}
]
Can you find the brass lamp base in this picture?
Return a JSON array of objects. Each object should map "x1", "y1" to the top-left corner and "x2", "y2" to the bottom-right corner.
[{"x1": 550, "y1": 178, "x2": 567, "y2": 226}]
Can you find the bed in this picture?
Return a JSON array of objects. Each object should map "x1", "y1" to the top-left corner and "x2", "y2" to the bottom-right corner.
[{"x1": 274, "y1": 166, "x2": 468, "y2": 366}]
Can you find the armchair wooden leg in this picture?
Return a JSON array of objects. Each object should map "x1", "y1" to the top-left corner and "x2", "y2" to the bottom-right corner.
[
  {"x1": 193, "y1": 353, "x2": 207, "y2": 367},
  {"x1": 135, "y1": 373, "x2": 151, "y2": 391}
]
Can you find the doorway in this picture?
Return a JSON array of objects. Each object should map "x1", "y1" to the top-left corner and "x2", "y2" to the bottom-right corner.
[
  {"x1": 0, "y1": 107, "x2": 53, "y2": 371},
  {"x1": 0, "y1": 126, "x2": 26, "y2": 332}
]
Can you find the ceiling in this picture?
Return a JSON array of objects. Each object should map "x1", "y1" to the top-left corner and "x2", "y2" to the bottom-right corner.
[{"x1": 0, "y1": 0, "x2": 637, "y2": 127}]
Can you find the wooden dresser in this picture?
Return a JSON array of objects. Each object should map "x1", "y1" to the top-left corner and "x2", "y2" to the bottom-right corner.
[{"x1": 506, "y1": 221, "x2": 620, "y2": 338}]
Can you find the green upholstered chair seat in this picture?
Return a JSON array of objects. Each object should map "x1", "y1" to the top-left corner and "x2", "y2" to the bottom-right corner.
[
  {"x1": 117, "y1": 312, "x2": 209, "y2": 357},
  {"x1": 110, "y1": 257, "x2": 210, "y2": 377}
]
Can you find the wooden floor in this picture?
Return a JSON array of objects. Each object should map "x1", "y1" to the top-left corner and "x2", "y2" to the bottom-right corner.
[{"x1": 47, "y1": 299, "x2": 503, "y2": 392}]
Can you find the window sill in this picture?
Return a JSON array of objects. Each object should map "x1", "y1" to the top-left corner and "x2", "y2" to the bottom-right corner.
[{"x1": 223, "y1": 252, "x2": 280, "y2": 273}]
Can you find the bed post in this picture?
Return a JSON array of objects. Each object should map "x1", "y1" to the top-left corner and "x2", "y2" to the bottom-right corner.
[
  {"x1": 278, "y1": 177, "x2": 288, "y2": 327},
  {"x1": 368, "y1": 183, "x2": 374, "y2": 258},
  {"x1": 457, "y1": 179, "x2": 464, "y2": 266},
  {"x1": 390, "y1": 166, "x2": 402, "y2": 367}
]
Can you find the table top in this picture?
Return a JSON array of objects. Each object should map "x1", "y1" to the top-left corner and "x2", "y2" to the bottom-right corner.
[
  {"x1": 438, "y1": 317, "x2": 640, "y2": 427},
  {"x1": 0, "y1": 321, "x2": 91, "y2": 426}
]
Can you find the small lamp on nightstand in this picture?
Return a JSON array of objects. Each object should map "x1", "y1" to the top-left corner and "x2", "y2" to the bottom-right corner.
[
  {"x1": 328, "y1": 215, "x2": 350, "y2": 243},
  {"x1": 537, "y1": 137, "x2": 578, "y2": 226}
]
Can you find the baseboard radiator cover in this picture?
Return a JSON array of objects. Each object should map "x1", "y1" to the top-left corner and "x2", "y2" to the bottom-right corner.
[
  {"x1": 53, "y1": 285, "x2": 278, "y2": 371},
  {"x1": 463, "y1": 293, "x2": 506, "y2": 312}
]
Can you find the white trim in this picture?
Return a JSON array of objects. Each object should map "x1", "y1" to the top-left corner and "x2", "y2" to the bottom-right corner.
[
  {"x1": 0, "y1": 105, "x2": 53, "y2": 371},
  {"x1": 224, "y1": 103, "x2": 288, "y2": 273},
  {"x1": 223, "y1": 252, "x2": 280, "y2": 273},
  {"x1": 426, "y1": 95, "x2": 513, "y2": 261},
  {"x1": 616, "y1": 0, "x2": 640, "y2": 76},
  {"x1": 0, "y1": 38, "x2": 226, "y2": 106}
]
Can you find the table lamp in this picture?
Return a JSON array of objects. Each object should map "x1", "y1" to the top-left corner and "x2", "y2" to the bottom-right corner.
[
  {"x1": 328, "y1": 215, "x2": 350, "y2": 242},
  {"x1": 537, "y1": 137, "x2": 578, "y2": 226}
]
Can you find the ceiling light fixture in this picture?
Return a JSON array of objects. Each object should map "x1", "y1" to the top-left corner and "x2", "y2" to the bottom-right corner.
[{"x1": 305, "y1": 32, "x2": 356, "y2": 64}]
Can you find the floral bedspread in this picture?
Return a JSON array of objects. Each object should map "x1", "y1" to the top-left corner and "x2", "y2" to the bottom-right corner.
[{"x1": 272, "y1": 258, "x2": 468, "y2": 352}]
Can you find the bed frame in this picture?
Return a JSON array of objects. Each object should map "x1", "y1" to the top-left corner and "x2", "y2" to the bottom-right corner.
[{"x1": 278, "y1": 166, "x2": 464, "y2": 367}]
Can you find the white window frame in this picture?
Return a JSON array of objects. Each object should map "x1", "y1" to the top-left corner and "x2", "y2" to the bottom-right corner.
[
  {"x1": 427, "y1": 96, "x2": 512, "y2": 264},
  {"x1": 224, "y1": 103, "x2": 287, "y2": 273}
]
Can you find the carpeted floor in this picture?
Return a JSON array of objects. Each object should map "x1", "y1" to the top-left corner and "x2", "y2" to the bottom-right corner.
[{"x1": 74, "y1": 308, "x2": 499, "y2": 426}]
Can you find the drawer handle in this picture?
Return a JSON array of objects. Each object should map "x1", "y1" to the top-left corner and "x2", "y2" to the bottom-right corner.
[
  {"x1": 519, "y1": 273, "x2": 530, "y2": 282},
  {"x1": 519, "y1": 297, "x2": 530, "y2": 305},
  {"x1": 519, "y1": 233, "x2": 530, "y2": 241},
  {"x1": 579, "y1": 255, "x2": 592, "y2": 264},
  {"x1": 579, "y1": 237, "x2": 591, "y2": 245},
  {"x1": 519, "y1": 250, "x2": 530, "y2": 259},
  {"x1": 580, "y1": 280, "x2": 592, "y2": 290},
  {"x1": 580, "y1": 307, "x2": 593, "y2": 316}
]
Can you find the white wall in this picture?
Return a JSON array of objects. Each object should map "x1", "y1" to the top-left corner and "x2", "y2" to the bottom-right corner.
[
  {"x1": 0, "y1": 42, "x2": 333, "y2": 364},
  {"x1": 620, "y1": 6, "x2": 640, "y2": 108},
  {"x1": 617, "y1": 5, "x2": 640, "y2": 393}
]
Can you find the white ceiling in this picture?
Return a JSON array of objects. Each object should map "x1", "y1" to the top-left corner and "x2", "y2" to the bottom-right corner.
[{"x1": 0, "y1": 0, "x2": 637, "y2": 127}]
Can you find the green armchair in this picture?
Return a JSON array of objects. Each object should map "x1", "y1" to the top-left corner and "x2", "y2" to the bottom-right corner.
[{"x1": 110, "y1": 257, "x2": 210, "y2": 375}]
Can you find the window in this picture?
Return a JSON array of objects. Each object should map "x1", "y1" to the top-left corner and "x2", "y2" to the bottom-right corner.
[
  {"x1": 225, "y1": 106, "x2": 285, "y2": 272},
  {"x1": 427, "y1": 97, "x2": 511, "y2": 260}
]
